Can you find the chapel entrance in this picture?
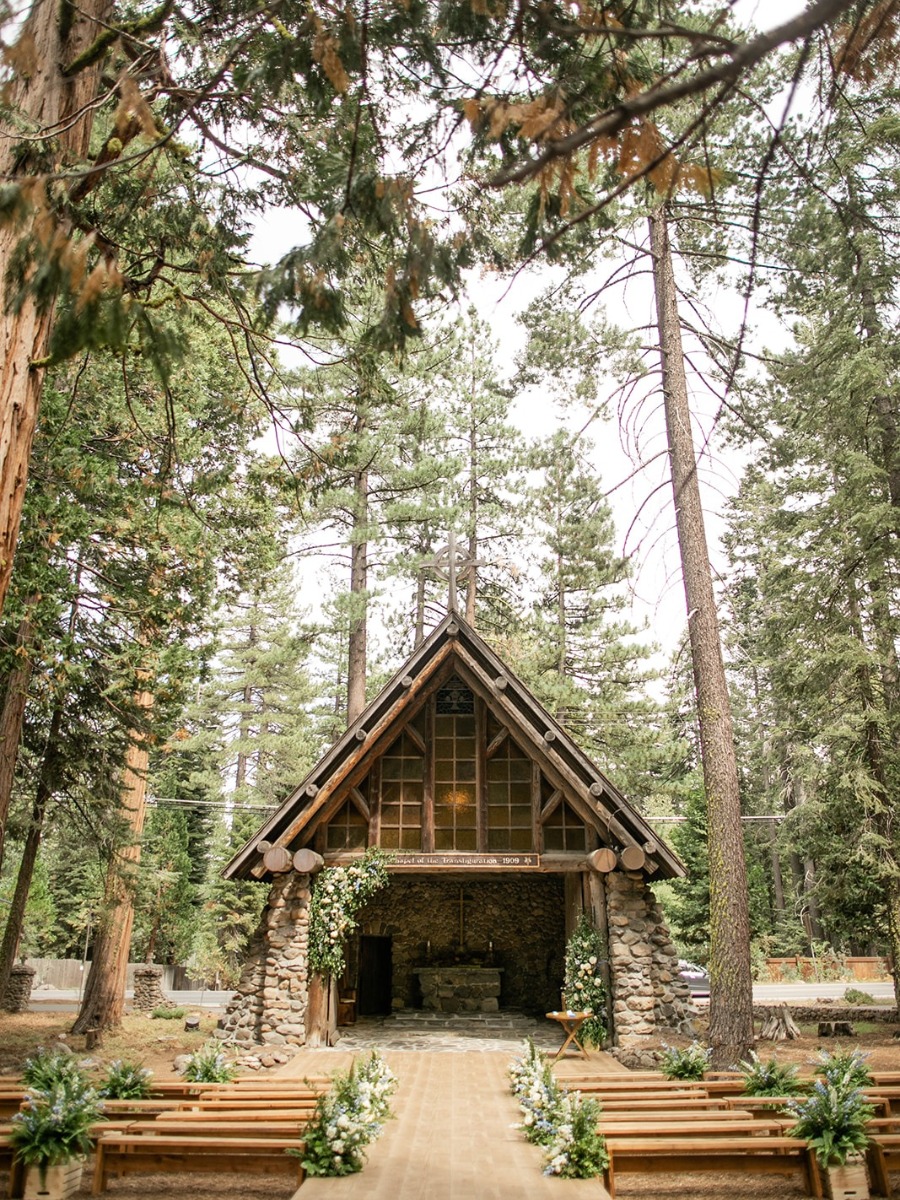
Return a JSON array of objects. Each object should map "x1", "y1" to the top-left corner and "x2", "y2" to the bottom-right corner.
[
  {"x1": 358, "y1": 935, "x2": 393, "y2": 1015},
  {"x1": 358, "y1": 873, "x2": 566, "y2": 1016}
]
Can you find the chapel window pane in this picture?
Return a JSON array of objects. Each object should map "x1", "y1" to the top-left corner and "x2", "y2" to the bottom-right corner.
[
  {"x1": 379, "y1": 730, "x2": 424, "y2": 852},
  {"x1": 432, "y1": 678, "x2": 478, "y2": 850},
  {"x1": 486, "y1": 737, "x2": 533, "y2": 853},
  {"x1": 542, "y1": 801, "x2": 588, "y2": 852},
  {"x1": 325, "y1": 799, "x2": 368, "y2": 850}
]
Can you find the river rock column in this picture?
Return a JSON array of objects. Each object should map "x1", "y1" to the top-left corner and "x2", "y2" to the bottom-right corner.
[
  {"x1": 2, "y1": 963, "x2": 35, "y2": 1012},
  {"x1": 606, "y1": 871, "x2": 694, "y2": 1066},
  {"x1": 216, "y1": 871, "x2": 312, "y2": 1049},
  {"x1": 133, "y1": 965, "x2": 168, "y2": 1012}
]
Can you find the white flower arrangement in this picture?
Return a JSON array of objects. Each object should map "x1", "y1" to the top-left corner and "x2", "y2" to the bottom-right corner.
[
  {"x1": 563, "y1": 915, "x2": 607, "y2": 1047},
  {"x1": 308, "y1": 848, "x2": 391, "y2": 978},
  {"x1": 508, "y1": 1040, "x2": 608, "y2": 1179},
  {"x1": 299, "y1": 1052, "x2": 398, "y2": 1176}
]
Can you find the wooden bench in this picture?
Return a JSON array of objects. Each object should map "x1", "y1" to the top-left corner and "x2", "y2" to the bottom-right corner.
[
  {"x1": 597, "y1": 1096, "x2": 730, "y2": 1111},
  {"x1": 602, "y1": 1134, "x2": 823, "y2": 1199},
  {"x1": 154, "y1": 1109, "x2": 315, "y2": 1125},
  {"x1": 91, "y1": 1132, "x2": 306, "y2": 1195},
  {"x1": 595, "y1": 1113, "x2": 777, "y2": 1132},
  {"x1": 865, "y1": 1131, "x2": 900, "y2": 1196}
]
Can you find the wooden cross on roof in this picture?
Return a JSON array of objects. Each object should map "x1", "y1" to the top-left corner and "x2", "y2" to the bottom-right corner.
[{"x1": 426, "y1": 531, "x2": 486, "y2": 615}]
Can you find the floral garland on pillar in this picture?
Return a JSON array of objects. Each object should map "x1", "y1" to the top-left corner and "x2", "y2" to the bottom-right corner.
[
  {"x1": 308, "y1": 848, "x2": 392, "y2": 979},
  {"x1": 563, "y1": 914, "x2": 608, "y2": 1047}
]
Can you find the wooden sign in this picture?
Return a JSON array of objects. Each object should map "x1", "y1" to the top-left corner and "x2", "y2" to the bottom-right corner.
[{"x1": 389, "y1": 853, "x2": 540, "y2": 870}]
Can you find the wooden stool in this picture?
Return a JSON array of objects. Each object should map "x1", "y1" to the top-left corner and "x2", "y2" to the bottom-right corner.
[{"x1": 546, "y1": 1011, "x2": 590, "y2": 1060}]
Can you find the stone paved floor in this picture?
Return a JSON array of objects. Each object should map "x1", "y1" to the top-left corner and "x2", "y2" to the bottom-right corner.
[
  {"x1": 327, "y1": 1010, "x2": 565, "y2": 1053},
  {"x1": 279, "y1": 1049, "x2": 612, "y2": 1200}
]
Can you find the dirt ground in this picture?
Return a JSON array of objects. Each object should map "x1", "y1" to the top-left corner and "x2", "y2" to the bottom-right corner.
[
  {"x1": 1, "y1": 1009, "x2": 898, "y2": 1199},
  {"x1": 0, "y1": 1011, "x2": 229, "y2": 1078}
]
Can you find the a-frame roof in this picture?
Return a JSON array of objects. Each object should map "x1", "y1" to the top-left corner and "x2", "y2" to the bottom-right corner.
[{"x1": 224, "y1": 612, "x2": 684, "y2": 881}]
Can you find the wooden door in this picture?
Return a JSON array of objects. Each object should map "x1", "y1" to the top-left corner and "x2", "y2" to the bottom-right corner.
[{"x1": 358, "y1": 935, "x2": 393, "y2": 1015}]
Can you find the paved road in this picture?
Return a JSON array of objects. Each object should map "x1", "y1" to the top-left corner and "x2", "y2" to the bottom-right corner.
[
  {"x1": 24, "y1": 980, "x2": 895, "y2": 1015},
  {"x1": 27, "y1": 988, "x2": 232, "y2": 1013},
  {"x1": 753, "y1": 981, "x2": 895, "y2": 1002}
]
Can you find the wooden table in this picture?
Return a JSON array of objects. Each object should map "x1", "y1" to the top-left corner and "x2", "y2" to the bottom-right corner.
[{"x1": 546, "y1": 1010, "x2": 591, "y2": 1060}]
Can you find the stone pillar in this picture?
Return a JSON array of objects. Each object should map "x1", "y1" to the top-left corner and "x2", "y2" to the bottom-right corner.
[
  {"x1": 133, "y1": 965, "x2": 168, "y2": 1012},
  {"x1": 216, "y1": 871, "x2": 311, "y2": 1049},
  {"x1": 2, "y1": 963, "x2": 35, "y2": 1012},
  {"x1": 606, "y1": 872, "x2": 694, "y2": 1066}
]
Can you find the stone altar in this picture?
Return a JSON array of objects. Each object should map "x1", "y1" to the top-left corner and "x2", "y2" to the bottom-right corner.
[{"x1": 416, "y1": 966, "x2": 503, "y2": 1013}]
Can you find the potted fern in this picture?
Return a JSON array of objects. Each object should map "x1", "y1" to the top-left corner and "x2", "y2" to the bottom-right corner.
[
  {"x1": 739, "y1": 1052, "x2": 804, "y2": 1100},
  {"x1": 786, "y1": 1070, "x2": 873, "y2": 1200},
  {"x1": 11, "y1": 1078, "x2": 102, "y2": 1199}
]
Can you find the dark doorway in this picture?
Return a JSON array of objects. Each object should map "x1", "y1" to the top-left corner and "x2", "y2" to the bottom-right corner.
[{"x1": 358, "y1": 935, "x2": 393, "y2": 1015}]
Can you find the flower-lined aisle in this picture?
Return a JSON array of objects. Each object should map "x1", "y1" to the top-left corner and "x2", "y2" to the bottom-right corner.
[{"x1": 508, "y1": 1040, "x2": 608, "y2": 1179}]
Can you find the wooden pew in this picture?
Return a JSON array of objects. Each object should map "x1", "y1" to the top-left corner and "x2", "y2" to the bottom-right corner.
[
  {"x1": 596, "y1": 1097, "x2": 730, "y2": 1112},
  {"x1": 601, "y1": 1134, "x2": 823, "y2": 1199},
  {"x1": 865, "y1": 1131, "x2": 900, "y2": 1196},
  {"x1": 91, "y1": 1132, "x2": 306, "y2": 1195}
]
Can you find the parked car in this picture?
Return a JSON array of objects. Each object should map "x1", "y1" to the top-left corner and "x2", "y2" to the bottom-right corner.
[{"x1": 678, "y1": 960, "x2": 710, "y2": 997}]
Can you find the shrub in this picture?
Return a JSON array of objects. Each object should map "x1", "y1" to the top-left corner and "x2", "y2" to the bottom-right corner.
[
  {"x1": 182, "y1": 1042, "x2": 236, "y2": 1083},
  {"x1": 660, "y1": 1041, "x2": 711, "y2": 1080},
  {"x1": 151, "y1": 1006, "x2": 187, "y2": 1019},
  {"x1": 739, "y1": 1052, "x2": 804, "y2": 1097},
  {"x1": 843, "y1": 988, "x2": 876, "y2": 1006},
  {"x1": 99, "y1": 1061, "x2": 153, "y2": 1100}
]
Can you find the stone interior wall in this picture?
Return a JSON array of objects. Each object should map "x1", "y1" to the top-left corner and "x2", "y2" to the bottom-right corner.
[
  {"x1": 358, "y1": 876, "x2": 566, "y2": 1015},
  {"x1": 216, "y1": 871, "x2": 312, "y2": 1048},
  {"x1": 606, "y1": 871, "x2": 695, "y2": 1066}
]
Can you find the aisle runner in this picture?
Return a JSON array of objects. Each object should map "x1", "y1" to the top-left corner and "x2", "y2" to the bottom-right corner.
[{"x1": 290, "y1": 1050, "x2": 610, "y2": 1200}]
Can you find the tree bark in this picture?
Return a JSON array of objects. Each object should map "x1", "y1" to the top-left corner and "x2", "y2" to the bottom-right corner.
[
  {"x1": 649, "y1": 206, "x2": 753, "y2": 1065},
  {"x1": 465, "y1": 367, "x2": 478, "y2": 625},
  {"x1": 235, "y1": 626, "x2": 255, "y2": 792},
  {"x1": 346, "y1": 464, "x2": 368, "y2": 724},
  {"x1": 0, "y1": 0, "x2": 111, "y2": 617},
  {"x1": 0, "y1": 701, "x2": 64, "y2": 1003},
  {"x1": 0, "y1": 607, "x2": 36, "y2": 874},
  {"x1": 71, "y1": 682, "x2": 153, "y2": 1032}
]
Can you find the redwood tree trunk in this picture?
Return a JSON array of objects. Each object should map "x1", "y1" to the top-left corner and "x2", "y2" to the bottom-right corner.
[
  {"x1": 72, "y1": 684, "x2": 153, "y2": 1033},
  {"x1": 0, "y1": 0, "x2": 111, "y2": 617},
  {"x1": 650, "y1": 206, "x2": 753, "y2": 1065}
]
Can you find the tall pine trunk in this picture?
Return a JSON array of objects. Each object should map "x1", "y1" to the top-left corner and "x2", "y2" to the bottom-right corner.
[
  {"x1": 71, "y1": 682, "x2": 153, "y2": 1033},
  {"x1": 346, "y1": 464, "x2": 368, "y2": 724},
  {"x1": 0, "y1": 0, "x2": 110, "y2": 616},
  {"x1": 649, "y1": 206, "x2": 753, "y2": 1064},
  {"x1": 0, "y1": 607, "x2": 36, "y2": 873},
  {"x1": 0, "y1": 701, "x2": 64, "y2": 1003}
]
